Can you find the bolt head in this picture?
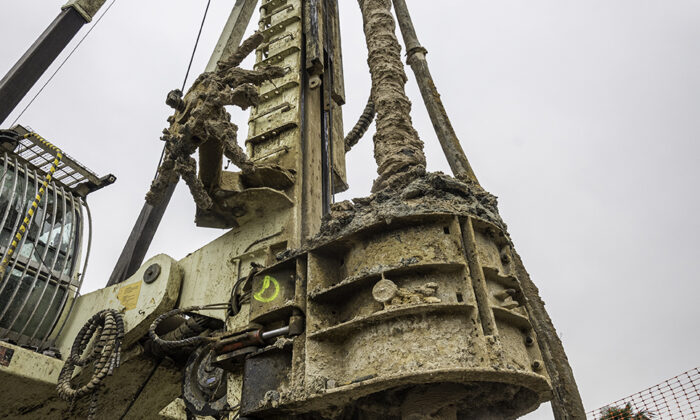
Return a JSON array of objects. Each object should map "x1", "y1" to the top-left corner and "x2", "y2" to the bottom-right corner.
[
  {"x1": 372, "y1": 278, "x2": 398, "y2": 303},
  {"x1": 143, "y1": 263, "x2": 162, "y2": 284}
]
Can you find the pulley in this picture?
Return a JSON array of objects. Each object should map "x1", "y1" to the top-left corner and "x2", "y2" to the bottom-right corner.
[{"x1": 183, "y1": 343, "x2": 228, "y2": 416}]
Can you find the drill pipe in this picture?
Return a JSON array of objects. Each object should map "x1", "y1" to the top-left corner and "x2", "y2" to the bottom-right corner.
[{"x1": 392, "y1": 0, "x2": 479, "y2": 185}]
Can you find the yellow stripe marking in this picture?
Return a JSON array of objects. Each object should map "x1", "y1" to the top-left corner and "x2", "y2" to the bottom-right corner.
[{"x1": 0, "y1": 133, "x2": 63, "y2": 275}]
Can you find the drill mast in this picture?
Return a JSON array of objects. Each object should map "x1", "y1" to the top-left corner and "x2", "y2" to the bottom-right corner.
[{"x1": 0, "y1": 1, "x2": 585, "y2": 419}]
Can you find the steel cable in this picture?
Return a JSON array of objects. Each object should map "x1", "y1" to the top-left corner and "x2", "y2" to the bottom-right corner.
[
  {"x1": 153, "y1": 0, "x2": 213, "y2": 181},
  {"x1": 10, "y1": 0, "x2": 119, "y2": 127},
  {"x1": 181, "y1": 0, "x2": 212, "y2": 92}
]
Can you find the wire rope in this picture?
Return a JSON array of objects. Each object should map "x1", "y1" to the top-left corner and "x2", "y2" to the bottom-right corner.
[
  {"x1": 153, "y1": 0, "x2": 213, "y2": 181},
  {"x1": 181, "y1": 0, "x2": 212, "y2": 92},
  {"x1": 10, "y1": 0, "x2": 119, "y2": 127}
]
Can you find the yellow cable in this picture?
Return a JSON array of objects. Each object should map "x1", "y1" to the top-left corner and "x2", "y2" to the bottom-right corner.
[{"x1": 0, "y1": 133, "x2": 63, "y2": 275}]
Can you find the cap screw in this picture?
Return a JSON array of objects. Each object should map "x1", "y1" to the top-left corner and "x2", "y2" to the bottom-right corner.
[{"x1": 143, "y1": 263, "x2": 161, "y2": 284}]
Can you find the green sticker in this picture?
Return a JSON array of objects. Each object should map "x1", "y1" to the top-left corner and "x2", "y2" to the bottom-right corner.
[{"x1": 254, "y1": 275, "x2": 280, "y2": 303}]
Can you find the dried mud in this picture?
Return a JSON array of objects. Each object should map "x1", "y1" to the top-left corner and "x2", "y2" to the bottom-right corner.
[
  {"x1": 358, "y1": 0, "x2": 427, "y2": 192},
  {"x1": 146, "y1": 32, "x2": 285, "y2": 210},
  {"x1": 310, "y1": 172, "x2": 505, "y2": 249}
]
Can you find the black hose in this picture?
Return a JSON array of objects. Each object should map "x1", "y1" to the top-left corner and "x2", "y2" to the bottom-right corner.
[
  {"x1": 229, "y1": 264, "x2": 261, "y2": 316},
  {"x1": 144, "y1": 313, "x2": 211, "y2": 358},
  {"x1": 57, "y1": 309, "x2": 124, "y2": 420},
  {"x1": 148, "y1": 305, "x2": 226, "y2": 354},
  {"x1": 344, "y1": 97, "x2": 375, "y2": 151}
]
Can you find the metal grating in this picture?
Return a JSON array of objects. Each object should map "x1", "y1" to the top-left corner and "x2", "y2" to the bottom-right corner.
[
  {"x1": 14, "y1": 131, "x2": 99, "y2": 190},
  {"x1": 6, "y1": 125, "x2": 116, "y2": 198}
]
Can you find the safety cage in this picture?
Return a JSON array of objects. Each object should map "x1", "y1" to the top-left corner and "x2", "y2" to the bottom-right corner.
[{"x1": 0, "y1": 125, "x2": 113, "y2": 353}]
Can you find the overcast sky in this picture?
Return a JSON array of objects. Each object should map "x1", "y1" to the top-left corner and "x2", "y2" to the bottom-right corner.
[{"x1": 1, "y1": 1, "x2": 699, "y2": 418}]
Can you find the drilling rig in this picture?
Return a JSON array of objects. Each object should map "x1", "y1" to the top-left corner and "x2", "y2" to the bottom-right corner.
[{"x1": 0, "y1": 1, "x2": 585, "y2": 419}]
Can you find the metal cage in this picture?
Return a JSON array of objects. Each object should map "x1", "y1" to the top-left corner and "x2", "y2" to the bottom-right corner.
[{"x1": 0, "y1": 151, "x2": 91, "y2": 352}]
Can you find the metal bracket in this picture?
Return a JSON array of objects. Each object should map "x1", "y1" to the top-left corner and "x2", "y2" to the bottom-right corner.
[{"x1": 61, "y1": 0, "x2": 108, "y2": 22}]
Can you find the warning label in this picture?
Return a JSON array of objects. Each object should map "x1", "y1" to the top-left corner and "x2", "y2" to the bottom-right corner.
[{"x1": 117, "y1": 282, "x2": 142, "y2": 310}]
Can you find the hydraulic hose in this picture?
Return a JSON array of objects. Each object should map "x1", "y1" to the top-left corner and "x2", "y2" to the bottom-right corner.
[
  {"x1": 344, "y1": 97, "x2": 375, "y2": 152},
  {"x1": 57, "y1": 309, "x2": 124, "y2": 420},
  {"x1": 148, "y1": 304, "x2": 226, "y2": 354}
]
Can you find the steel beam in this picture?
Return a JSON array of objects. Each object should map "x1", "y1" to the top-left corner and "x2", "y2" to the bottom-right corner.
[
  {"x1": 205, "y1": 0, "x2": 259, "y2": 73},
  {"x1": 199, "y1": 0, "x2": 258, "y2": 190},
  {"x1": 0, "y1": 8, "x2": 87, "y2": 126},
  {"x1": 392, "y1": 0, "x2": 479, "y2": 185},
  {"x1": 107, "y1": 183, "x2": 176, "y2": 286}
]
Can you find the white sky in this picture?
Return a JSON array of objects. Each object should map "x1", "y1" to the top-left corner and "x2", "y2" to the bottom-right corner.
[{"x1": 1, "y1": 1, "x2": 699, "y2": 418}]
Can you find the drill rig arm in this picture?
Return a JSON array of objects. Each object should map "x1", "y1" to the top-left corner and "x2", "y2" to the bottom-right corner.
[{"x1": 0, "y1": 0, "x2": 109, "y2": 125}]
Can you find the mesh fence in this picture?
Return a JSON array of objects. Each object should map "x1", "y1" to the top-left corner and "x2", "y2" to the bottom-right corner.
[{"x1": 587, "y1": 367, "x2": 700, "y2": 419}]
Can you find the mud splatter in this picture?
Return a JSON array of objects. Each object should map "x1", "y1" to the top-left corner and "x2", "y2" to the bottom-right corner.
[
  {"x1": 146, "y1": 32, "x2": 285, "y2": 210},
  {"x1": 309, "y1": 172, "x2": 504, "y2": 249}
]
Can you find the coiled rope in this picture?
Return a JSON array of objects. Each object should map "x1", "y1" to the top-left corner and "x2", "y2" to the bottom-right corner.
[
  {"x1": 57, "y1": 309, "x2": 124, "y2": 419},
  {"x1": 0, "y1": 133, "x2": 62, "y2": 275}
]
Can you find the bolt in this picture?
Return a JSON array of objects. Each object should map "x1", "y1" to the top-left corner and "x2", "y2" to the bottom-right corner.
[
  {"x1": 309, "y1": 75, "x2": 322, "y2": 89},
  {"x1": 525, "y1": 336, "x2": 534, "y2": 347},
  {"x1": 372, "y1": 278, "x2": 398, "y2": 304},
  {"x1": 143, "y1": 263, "x2": 161, "y2": 284},
  {"x1": 532, "y1": 360, "x2": 543, "y2": 372}
]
